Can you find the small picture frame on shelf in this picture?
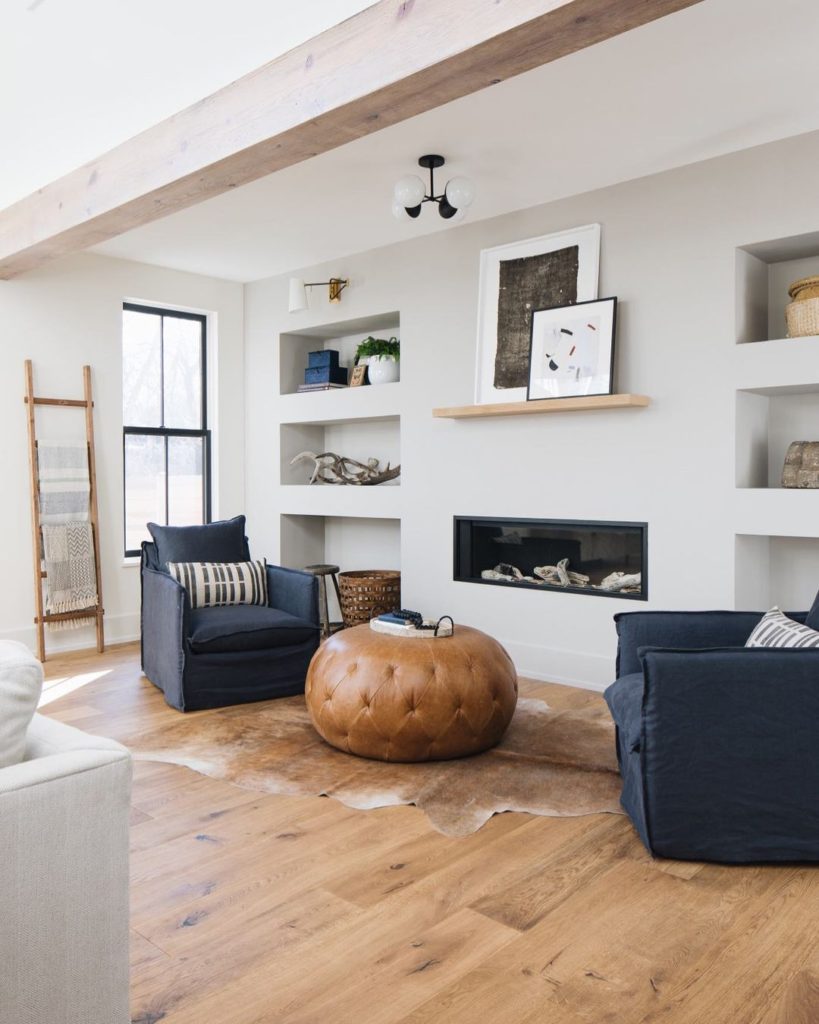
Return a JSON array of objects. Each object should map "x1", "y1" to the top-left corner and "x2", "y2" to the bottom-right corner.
[
  {"x1": 527, "y1": 297, "x2": 617, "y2": 401},
  {"x1": 349, "y1": 364, "x2": 368, "y2": 387}
]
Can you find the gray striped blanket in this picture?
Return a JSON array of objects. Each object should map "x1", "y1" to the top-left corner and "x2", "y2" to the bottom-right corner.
[{"x1": 37, "y1": 440, "x2": 90, "y2": 524}]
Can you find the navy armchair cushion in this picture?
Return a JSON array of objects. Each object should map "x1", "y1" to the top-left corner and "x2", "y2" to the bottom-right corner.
[
  {"x1": 148, "y1": 516, "x2": 249, "y2": 568},
  {"x1": 188, "y1": 605, "x2": 317, "y2": 654}
]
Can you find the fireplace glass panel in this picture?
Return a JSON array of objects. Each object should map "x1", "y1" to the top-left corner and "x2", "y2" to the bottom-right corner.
[{"x1": 454, "y1": 517, "x2": 647, "y2": 600}]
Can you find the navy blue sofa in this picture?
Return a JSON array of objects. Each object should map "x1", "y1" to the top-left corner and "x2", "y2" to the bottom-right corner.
[
  {"x1": 140, "y1": 518, "x2": 320, "y2": 712},
  {"x1": 605, "y1": 610, "x2": 819, "y2": 863}
]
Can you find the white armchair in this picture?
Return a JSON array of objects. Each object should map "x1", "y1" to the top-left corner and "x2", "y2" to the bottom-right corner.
[{"x1": 0, "y1": 645, "x2": 132, "y2": 1024}]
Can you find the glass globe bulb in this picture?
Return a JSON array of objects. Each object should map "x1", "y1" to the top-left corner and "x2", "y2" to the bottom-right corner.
[
  {"x1": 445, "y1": 176, "x2": 475, "y2": 209},
  {"x1": 393, "y1": 174, "x2": 425, "y2": 207},
  {"x1": 391, "y1": 200, "x2": 408, "y2": 221}
]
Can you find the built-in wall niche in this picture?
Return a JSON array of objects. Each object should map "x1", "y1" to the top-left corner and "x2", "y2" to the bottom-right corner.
[
  {"x1": 280, "y1": 417, "x2": 400, "y2": 486},
  {"x1": 736, "y1": 387, "x2": 819, "y2": 488},
  {"x1": 279, "y1": 311, "x2": 400, "y2": 395},
  {"x1": 736, "y1": 231, "x2": 819, "y2": 344},
  {"x1": 280, "y1": 514, "x2": 401, "y2": 622},
  {"x1": 735, "y1": 534, "x2": 819, "y2": 611}
]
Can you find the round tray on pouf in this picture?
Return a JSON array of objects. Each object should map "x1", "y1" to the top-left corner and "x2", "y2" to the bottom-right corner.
[{"x1": 369, "y1": 617, "x2": 453, "y2": 639}]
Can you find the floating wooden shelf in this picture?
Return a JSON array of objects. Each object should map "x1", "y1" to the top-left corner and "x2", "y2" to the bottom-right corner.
[{"x1": 433, "y1": 393, "x2": 650, "y2": 420}]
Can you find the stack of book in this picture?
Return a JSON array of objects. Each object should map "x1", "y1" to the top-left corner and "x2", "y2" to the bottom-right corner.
[
  {"x1": 370, "y1": 611, "x2": 454, "y2": 638},
  {"x1": 297, "y1": 382, "x2": 347, "y2": 392}
]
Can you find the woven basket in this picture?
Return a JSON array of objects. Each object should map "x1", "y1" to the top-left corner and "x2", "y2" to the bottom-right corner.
[
  {"x1": 788, "y1": 276, "x2": 819, "y2": 302},
  {"x1": 786, "y1": 297, "x2": 819, "y2": 338},
  {"x1": 338, "y1": 570, "x2": 401, "y2": 627}
]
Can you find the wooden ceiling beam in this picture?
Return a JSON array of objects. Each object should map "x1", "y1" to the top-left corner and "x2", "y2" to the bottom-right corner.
[{"x1": 0, "y1": 0, "x2": 703, "y2": 279}]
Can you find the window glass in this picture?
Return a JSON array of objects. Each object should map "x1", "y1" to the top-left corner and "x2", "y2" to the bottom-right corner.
[
  {"x1": 168, "y1": 435, "x2": 205, "y2": 526},
  {"x1": 122, "y1": 310, "x2": 162, "y2": 427},
  {"x1": 124, "y1": 434, "x2": 165, "y2": 554},
  {"x1": 122, "y1": 305, "x2": 209, "y2": 556},
  {"x1": 163, "y1": 316, "x2": 203, "y2": 429}
]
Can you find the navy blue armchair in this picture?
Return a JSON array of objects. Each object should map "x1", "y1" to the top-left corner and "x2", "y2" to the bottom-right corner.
[
  {"x1": 140, "y1": 533, "x2": 320, "y2": 712},
  {"x1": 605, "y1": 610, "x2": 819, "y2": 863}
]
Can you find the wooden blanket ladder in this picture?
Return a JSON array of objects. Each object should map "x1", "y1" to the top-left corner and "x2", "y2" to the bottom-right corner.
[{"x1": 24, "y1": 360, "x2": 105, "y2": 661}]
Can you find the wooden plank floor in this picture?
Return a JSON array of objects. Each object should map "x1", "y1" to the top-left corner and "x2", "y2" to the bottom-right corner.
[{"x1": 40, "y1": 643, "x2": 819, "y2": 1024}]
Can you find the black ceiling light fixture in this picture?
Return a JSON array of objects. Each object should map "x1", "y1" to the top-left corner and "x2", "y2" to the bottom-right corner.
[{"x1": 392, "y1": 155, "x2": 475, "y2": 222}]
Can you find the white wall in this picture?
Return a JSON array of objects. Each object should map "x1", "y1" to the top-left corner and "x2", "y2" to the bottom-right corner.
[
  {"x1": 245, "y1": 130, "x2": 819, "y2": 690},
  {"x1": 0, "y1": 253, "x2": 244, "y2": 653}
]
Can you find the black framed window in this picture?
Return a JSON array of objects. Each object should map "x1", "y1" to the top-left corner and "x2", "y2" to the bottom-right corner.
[{"x1": 122, "y1": 303, "x2": 211, "y2": 557}]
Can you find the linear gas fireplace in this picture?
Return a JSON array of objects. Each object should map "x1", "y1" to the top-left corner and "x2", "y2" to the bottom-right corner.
[{"x1": 454, "y1": 517, "x2": 647, "y2": 601}]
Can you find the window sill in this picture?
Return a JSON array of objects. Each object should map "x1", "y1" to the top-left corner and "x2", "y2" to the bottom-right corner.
[{"x1": 122, "y1": 557, "x2": 141, "y2": 568}]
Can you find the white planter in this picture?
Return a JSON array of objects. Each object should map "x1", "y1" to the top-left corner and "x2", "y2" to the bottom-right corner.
[{"x1": 366, "y1": 355, "x2": 400, "y2": 385}]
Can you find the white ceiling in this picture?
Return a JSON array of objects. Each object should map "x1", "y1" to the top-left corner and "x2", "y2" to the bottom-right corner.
[
  {"x1": 91, "y1": 0, "x2": 819, "y2": 283},
  {"x1": 13, "y1": 0, "x2": 819, "y2": 284},
  {"x1": 0, "y1": 0, "x2": 373, "y2": 209}
]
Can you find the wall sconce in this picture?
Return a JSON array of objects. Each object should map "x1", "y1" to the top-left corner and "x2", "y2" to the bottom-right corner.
[
  {"x1": 392, "y1": 155, "x2": 475, "y2": 221},
  {"x1": 288, "y1": 276, "x2": 349, "y2": 313}
]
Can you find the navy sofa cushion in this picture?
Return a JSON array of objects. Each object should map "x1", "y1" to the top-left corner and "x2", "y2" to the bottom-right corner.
[
  {"x1": 148, "y1": 516, "x2": 248, "y2": 569},
  {"x1": 615, "y1": 611, "x2": 767, "y2": 677},
  {"x1": 187, "y1": 605, "x2": 317, "y2": 654}
]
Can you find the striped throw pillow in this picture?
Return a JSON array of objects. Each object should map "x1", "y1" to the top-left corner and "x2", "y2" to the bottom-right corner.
[
  {"x1": 168, "y1": 560, "x2": 268, "y2": 609},
  {"x1": 745, "y1": 607, "x2": 819, "y2": 649}
]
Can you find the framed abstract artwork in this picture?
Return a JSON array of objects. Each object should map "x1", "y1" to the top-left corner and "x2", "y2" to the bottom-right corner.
[
  {"x1": 527, "y1": 297, "x2": 617, "y2": 401},
  {"x1": 474, "y1": 224, "x2": 600, "y2": 405}
]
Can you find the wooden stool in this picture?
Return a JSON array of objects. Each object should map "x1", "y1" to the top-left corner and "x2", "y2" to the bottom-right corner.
[{"x1": 304, "y1": 564, "x2": 343, "y2": 639}]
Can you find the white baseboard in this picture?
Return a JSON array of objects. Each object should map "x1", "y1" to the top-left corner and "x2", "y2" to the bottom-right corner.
[
  {"x1": 0, "y1": 612, "x2": 140, "y2": 657},
  {"x1": 503, "y1": 639, "x2": 614, "y2": 693}
]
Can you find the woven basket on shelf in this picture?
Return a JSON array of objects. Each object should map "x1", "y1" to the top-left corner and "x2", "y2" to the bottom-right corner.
[
  {"x1": 788, "y1": 276, "x2": 819, "y2": 302},
  {"x1": 786, "y1": 276, "x2": 819, "y2": 338},
  {"x1": 786, "y1": 298, "x2": 819, "y2": 338},
  {"x1": 338, "y1": 570, "x2": 401, "y2": 627}
]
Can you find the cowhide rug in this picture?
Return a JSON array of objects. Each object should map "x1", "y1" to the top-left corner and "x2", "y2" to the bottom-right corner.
[{"x1": 127, "y1": 695, "x2": 623, "y2": 837}]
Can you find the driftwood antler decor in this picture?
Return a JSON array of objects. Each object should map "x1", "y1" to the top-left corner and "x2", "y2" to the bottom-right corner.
[
  {"x1": 480, "y1": 560, "x2": 641, "y2": 595},
  {"x1": 291, "y1": 451, "x2": 401, "y2": 486}
]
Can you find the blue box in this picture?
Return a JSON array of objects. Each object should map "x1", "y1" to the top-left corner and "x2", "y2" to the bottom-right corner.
[
  {"x1": 308, "y1": 349, "x2": 340, "y2": 369},
  {"x1": 305, "y1": 365, "x2": 348, "y2": 385}
]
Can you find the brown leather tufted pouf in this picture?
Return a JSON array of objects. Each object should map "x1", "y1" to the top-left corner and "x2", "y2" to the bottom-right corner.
[{"x1": 305, "y1": 624, "x2": 518, "y2": 762}]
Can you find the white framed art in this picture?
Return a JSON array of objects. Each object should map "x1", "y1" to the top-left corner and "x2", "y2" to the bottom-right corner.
[
  {"x1": 527, "y1": 297, "x2": 617, "y2": 401},
  {"x1": 474, "y1": 223, "x2": 600, "y2": 405}
]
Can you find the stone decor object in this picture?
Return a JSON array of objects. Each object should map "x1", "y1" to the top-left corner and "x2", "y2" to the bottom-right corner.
[
  {"x1": 306, "y1": 623, "x2": 518, "y2": 762},
  {"x1": 782, "y1": 441, "x2": 819, "y2": 488}
]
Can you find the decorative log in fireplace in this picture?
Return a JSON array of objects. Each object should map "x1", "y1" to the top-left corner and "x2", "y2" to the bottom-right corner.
[{"x1": 454, "y1": 517, "x2": 647, "y2": 601}]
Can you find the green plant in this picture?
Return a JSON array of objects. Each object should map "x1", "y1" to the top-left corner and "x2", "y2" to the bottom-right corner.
[{"x1": 355, "y1": 335, "x2": 400, "y2": 362}]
